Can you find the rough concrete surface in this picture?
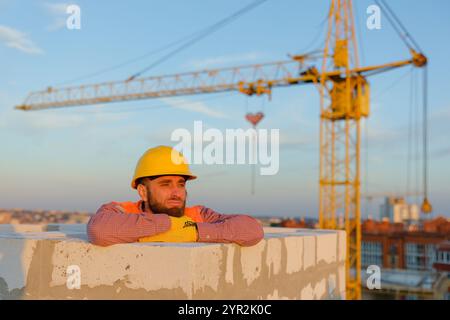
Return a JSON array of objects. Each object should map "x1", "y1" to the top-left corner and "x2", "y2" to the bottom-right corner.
[{"x1": 0, "y1": 225, "x2": 346, "y2": 300}]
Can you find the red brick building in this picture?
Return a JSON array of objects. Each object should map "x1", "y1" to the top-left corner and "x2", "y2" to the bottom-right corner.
[
  {"x1": 362, "y1": 217, "x2": 450, "y2": 270},
  {"x1": 433, "y1": 241, "x2": 450, "y2": 272}
]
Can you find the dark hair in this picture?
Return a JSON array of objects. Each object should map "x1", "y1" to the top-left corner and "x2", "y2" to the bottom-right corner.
[
  {"x1": 136, "y1": 175, "x2": 188, "y2": 187},
  {"x1": 135, "y1": 177, "x2": 150, "y2": 187}
]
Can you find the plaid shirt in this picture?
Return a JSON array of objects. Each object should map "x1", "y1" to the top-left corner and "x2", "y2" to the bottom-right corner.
[{"x1": 87, "y1": 201, "x2": 264, "y2": 247}]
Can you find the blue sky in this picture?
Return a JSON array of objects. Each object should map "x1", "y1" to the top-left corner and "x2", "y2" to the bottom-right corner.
[{"x1": 1, "y1": 0, "x2": 449, "y2": 218}]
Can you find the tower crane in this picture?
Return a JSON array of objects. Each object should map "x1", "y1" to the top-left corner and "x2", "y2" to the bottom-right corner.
[{"x1": 15, "y1": 0, "x2": 431, "y2": 299}]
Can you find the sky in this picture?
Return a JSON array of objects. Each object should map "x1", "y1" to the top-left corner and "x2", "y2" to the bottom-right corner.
[{"x1": 1, "y1": 0, "x2": 450, "y2": 219}]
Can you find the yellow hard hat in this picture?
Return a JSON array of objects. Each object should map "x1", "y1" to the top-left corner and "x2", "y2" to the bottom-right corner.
[{"x1": 131, "y1": 145, "x2": 196, "y2": 189}]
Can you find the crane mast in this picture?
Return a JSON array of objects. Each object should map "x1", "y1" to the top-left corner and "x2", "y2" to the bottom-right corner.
[{"x1": 319, "y1": 0, "x2": 364, "y2": 300}]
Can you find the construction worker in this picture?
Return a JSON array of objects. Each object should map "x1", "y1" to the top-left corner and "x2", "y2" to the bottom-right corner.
[{"x1": 87, "y1": 145, "x2": 264, "y2": 247}]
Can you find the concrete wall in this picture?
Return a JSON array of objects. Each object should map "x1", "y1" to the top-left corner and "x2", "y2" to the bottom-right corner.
[{"x1": 0, "y1": 224, "x2": 346, "y2": 300}]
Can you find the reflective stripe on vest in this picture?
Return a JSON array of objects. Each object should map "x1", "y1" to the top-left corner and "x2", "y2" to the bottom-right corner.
[{"x1": 114, "y1": 201, "x2": 204, "y2": 223}]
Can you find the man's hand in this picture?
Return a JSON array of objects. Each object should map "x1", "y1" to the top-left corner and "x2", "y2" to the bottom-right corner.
[{"x1": 138, "y1": 215, "x2": 198, "y2": 243}]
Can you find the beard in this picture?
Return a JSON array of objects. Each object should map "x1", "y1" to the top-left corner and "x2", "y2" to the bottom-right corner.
[{"x1": 146, "y1": 189, "x2": 186, "y2": 217}]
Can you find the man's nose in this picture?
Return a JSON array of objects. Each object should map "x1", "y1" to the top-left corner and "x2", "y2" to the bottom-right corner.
[{"x1": 170, "y1": 185, "x2": 185, "y2": 198}]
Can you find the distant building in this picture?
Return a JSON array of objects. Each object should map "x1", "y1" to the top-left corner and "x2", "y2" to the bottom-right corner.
[
  {"x1": 361, "y1": 216, "x2": 450, "y2": 271},
  {"x1": 433, "y1": 241, "x2": 450, "y2": 272},
  {"x1": 362, "y1": 268, "x2": 448, "y2": 300},
  {"x1": 280, "y1": 218, "x2": 307, "y2": 228},
  {"x1": 380, "y1": 197, "x2": 420, "y2": 224},
  {"x1": 361, "y1": 217, "x2": 450, "y2": 300},
  {"x1": 0, "y1": 212, "x2": 12, "y2": 224},
  {"x1": 276, "y1": 217, "x2": 317, "y2": 229},
  {"x1": 432, "y1": 241, "x2": 450, "y2": 300},
  {"x1": 0, "y1": 208, "x2": 92, "y2": 225}
]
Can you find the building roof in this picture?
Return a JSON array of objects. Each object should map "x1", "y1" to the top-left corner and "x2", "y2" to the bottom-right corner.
[
  {"x1": 362, "y1": 216, "x2": 450, "y2": 238},
  {"x1": 361, "y1": 268, "x2": 447, "y2": 292}
]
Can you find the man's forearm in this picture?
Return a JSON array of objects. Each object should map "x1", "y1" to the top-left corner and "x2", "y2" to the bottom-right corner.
[
  {"x1": 197, "y1": 207, "x2": 264, "y2": 246},
  {"x1": 87, "y1": 203, "x2": 170, "y2": 246}
]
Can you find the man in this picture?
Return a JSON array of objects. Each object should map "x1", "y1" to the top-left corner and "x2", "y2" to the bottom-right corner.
[{"x1": 87, "y1": 145, "x2": 264, "y2": 247}]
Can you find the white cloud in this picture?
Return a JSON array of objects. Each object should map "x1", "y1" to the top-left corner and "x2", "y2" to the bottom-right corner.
[
  {"x1": 26, "y1": 113, "x2": 85, "y2": 129},
  {"x1": 160, "y1": 97, "x2": 228, "y2": 118},
  {"x1": 0, "y1": 105, "x2": 127, "y2": 132},
  {"x1": 0, "y1": 25, "x2": 43, "y2": 54},
  {"x1": 43, "y1": 2, "x2": 71, "y2": 31},
  {"x1": 44, "y1": 2, "x2": 69, "y2": 15},
  {"x1": 186, "y1": 52, "x2": 265, "y2": 69}
]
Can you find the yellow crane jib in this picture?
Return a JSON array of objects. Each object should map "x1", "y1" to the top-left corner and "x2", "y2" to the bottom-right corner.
[{"x1": 238, "y1": 79, "x2": 272, "y2": 99}]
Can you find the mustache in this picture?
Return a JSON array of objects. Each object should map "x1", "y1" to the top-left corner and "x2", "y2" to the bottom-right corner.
[{"x1": 168, "y1": 196, "x2": 183, "y2": 201}]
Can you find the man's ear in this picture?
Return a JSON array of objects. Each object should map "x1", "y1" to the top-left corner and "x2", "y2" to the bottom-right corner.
[{"x1": 137, "y1": 183, "x2": 147, "y2": 201}]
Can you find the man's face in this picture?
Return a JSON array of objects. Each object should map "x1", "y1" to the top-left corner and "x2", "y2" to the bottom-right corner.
[{"x1": 141, "y1": 176, "x2": 187, "y2": 217}]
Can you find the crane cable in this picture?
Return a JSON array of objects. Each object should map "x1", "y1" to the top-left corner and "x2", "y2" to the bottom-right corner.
[
  {"x1": 406, "y1": 66, "x2": 422, "y2": 204},
  {"x1": 54, "y1": 30, "x2": 211, "y2": 86},
  {"x1": 376, "y1": 0, "x2": 431, "y2": 213},
  {"x1": 54, "y1": 0, "x2": 268, "y2": 86},
  {"x1": 127, "y1": 0, "x2": 269, "y2": 81},
  {"x1": 422, "y1": 65, "x2": 431, "y2": 212},
  {"x1": 375, "y1": 0, "x2": 423, "y2": 53},
  {"x1": 406, "y1": 67, "x2": 414, "y2": 199}
]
